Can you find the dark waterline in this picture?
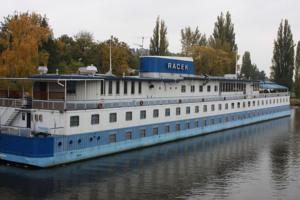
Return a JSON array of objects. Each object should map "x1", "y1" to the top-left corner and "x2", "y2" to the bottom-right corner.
[{"x1": 0, "y1": 108, "x2": 300, "y2": 200}]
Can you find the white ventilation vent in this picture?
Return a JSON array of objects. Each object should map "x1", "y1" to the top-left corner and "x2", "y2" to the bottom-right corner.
[
  {"x1": 38, "y1": 66, "x2": 48, "y2": 74},
  {"x1": 78, "y1": 65, "x2": 98, "y2": 75}
]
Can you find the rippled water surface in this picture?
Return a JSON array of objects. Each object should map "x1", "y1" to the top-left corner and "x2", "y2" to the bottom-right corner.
[{"x1": 1, "y1": 108, "x2": 300, "y2": 200}]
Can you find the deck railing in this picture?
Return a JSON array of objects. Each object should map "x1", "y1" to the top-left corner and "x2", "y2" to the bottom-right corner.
[
  {"x1": 0, "y1": 97, "x2": 23, "y2": 108},
  {"x1": 32, "y1": 100, "x2": 64, "y2": 110},
  {"x1": 0, "y1": 125, "x2": 31, "y2": 137},
  {"x1": 1, "y1": 92, "x2": 290, "y2": 111}
]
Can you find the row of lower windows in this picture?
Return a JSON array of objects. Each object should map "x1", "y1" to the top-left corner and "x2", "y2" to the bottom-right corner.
[
  {"x1": 63, "y1": 108, "x2": 283, "y2": 147},
  {"x1": 70, "y1": 97, "x2": 289, "y2": 127}
]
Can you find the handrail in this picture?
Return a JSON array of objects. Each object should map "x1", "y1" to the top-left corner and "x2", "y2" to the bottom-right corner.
[
  {"x1": 2, "y1": 92, "x2": 289, "y2": 111},
  {"x1": 0, "y1": 125, "x2": 31, "y2": 137}
]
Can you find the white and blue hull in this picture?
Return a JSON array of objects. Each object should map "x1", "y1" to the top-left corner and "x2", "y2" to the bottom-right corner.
[{"x1": 0, "y1": 105, "x2": 290, "y2": 167}]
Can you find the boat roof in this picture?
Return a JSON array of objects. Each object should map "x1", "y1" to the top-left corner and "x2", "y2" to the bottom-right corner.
[
  {"x1": 259, "y1": 81, "x2": 288, "y2": 90},
  {"x1": 25, "y1": 74, "x2": 259, "y2": 83}
]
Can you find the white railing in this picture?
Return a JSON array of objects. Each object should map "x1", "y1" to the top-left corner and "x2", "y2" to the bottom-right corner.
[
  {"x1": 0, "y1": 125, "x2": 31, "y2": 137},
  {"x1": 22, "y1": 92, "x2": 290, "y2": 111},
  {"x1": 32, "y1": 100, "x2": 64, "y2": 110},
  {"x1": 0, "y1": 97, "x2": 23, "y2": 108}
]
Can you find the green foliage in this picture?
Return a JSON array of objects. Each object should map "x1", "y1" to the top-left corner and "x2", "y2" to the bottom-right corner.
[
  {"x1": 211, "y1": 11, "x2": 237, "y2": 52},
  {"x1": 149, "y1": 16, "x2": 169, "y2": 56},
  {"x1": 295, "y1": 41, "x2": 300, "y2": 98},
  {"x1": 191, "y1": 46, "x2": 235, "y2": 76},
  {"x1": 271, "y1": 19, "x2": 294, "y2": 89},
  {"x1": 98, "y1": 37, "x2": 131, "y2": 75},
  {"x1": 180, "y1": 26, "x2": 207, "y2": 56},
  {"x1": 240, "y1": 51, "x2": 266, "y2": 80}
]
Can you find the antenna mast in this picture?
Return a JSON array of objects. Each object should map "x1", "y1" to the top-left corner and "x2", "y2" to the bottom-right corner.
[{"x1": 109, "y1": 35, "x2": 112, "y2": 74}]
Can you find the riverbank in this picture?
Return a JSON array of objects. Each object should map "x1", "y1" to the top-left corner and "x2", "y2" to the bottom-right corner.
[{"x1": 290, "y1": 98, "x2": 300, "y2": 106}]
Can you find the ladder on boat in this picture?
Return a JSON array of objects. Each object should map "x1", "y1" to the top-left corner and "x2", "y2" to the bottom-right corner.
[{"x1": 4, "y1": 109, "x2": 21, "y2": 126}]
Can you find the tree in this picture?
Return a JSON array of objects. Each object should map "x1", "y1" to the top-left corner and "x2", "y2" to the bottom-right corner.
[
  {"x1": 98, "y1": 37, "x2": 131, "y2": 75},
  {"x1": 149, "y1": 17, "x2": 169, "y2": 55},
  {"x1": 210, "y1": 11, "x2": 237, "y2": 52},
  {"x1": 241, "y1": 51, "x2": 266, "y2": 80},
  {"x1": 0, "y1": 12, "x2": 51, "y2": 78},
  {"x1": 241, "y1": 51, "x2": 252, "y2": 79},
  {"x1": 180, "y1": 26, "x2": 207, "y2": 56},
  {"x1": 295, "y1": 41, "x2": 300, "y2": 98},
  {"x1": 271, "y1": 19, "x2": 294, "y2": 89},
  {"x1": 191, "y1": 46, "x2": 235, "y2": 76}
]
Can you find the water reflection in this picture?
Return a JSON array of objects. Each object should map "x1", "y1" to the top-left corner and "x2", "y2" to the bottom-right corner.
[{"x1": 0, "y1": 111, "x2": 298, "y2": 200}]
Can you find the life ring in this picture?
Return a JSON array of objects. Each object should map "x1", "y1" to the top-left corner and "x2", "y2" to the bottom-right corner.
[
  {"x1": 140, "y1": 100, "x2": 144, "y2": 106},
  {"x1": 98, "y1": 103, "x2": 103, "y2": 109}
]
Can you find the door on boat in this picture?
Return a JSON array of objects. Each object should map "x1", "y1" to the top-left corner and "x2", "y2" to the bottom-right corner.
[{"x1": 26, "y1": 112, "x2": 31, "y2": 128}]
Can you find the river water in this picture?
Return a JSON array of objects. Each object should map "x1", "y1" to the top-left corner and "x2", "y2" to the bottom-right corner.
[{"x1": 0, "y1": 108, "x2": 300, "y2": 200}]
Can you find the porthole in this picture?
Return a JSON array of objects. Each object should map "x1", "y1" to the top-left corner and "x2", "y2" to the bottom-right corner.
[
  {"x1": 69, "y1": 140, "x2": 73, "y2": 145},
  {"x1": 97, "y1": 136, "x2": 101, "y2": 141},
  {"x1": 90, "y1": 137, "x2": 93, "y2": 142},
  {"x1": 58, "y1": 142, "x2": 62, "y2": 147},
  {"x1": 78, "y1": 139, "x2": 81, "y2": 144}
]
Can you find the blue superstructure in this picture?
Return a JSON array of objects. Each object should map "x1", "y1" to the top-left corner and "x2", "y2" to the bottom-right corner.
[{"x1": 140, "y1": 56, "x2": 194, "y2": 75}]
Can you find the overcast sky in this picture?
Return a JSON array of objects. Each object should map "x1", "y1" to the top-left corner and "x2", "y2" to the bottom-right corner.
[{"x1": 1, "y1": 0, "x2": 300, "y2": 76}]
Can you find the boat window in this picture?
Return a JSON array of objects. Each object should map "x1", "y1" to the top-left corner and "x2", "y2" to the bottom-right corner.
[
  {"x1": 165, "y1": 125, "x2": 170, "y2": 133},
  {"x1": 70, "y1": 116, "x2": 79, "y2": 127},
  {"x1": 225, "y1": 103, "x2": 228, "y2": 110},
  {"x1": 91, "y1": 114, "x2": 99, "y2": 125},
  {"x1": 67, "y1": 81, "x2": 76, "y2": 94},
  {"x1": 191, "y1": 85, "x2": 195, "y2": 93},
  {"x1": 181, "y1": 85, "x2": 186, "y2": 93},
  {"x1": 153, "y1": 109, "x2": 159, "y2": 118},
  {"x1": 185, "y1": 122, "x2": 190, "y2": 129},
  {"x1": 109, "y1": 113, "x2": 117, "y2": 123},
  {"x1": 186, "y1": 106, "x2": 190, "y2": 114},
  {"x1": 195, "y1": 106, "x2": 199, "y2": 113},
  {"x1": 214, "y1": 85, "x2": 218, "y2": 92},
  {"x1": 231, "y1": 103, "x2": 235, "y2": 109},
  {"x1": 176, "y1": 107, "x2": 181, "y2": 115},
  {"x1": 22, "y1": 113, "x2": 26, "y2": 121},
  {"x1": 203, "y1": 105, "x2": 207, "y2": 112},
  {"x1": 138, "y1": 81, "x2": 142, "y2": 94},
  {"x1": 124, "y1": 81, "x2": 128, "y2": 95},
  {"x1": 109, "y1": 134, "x2": 116, "y2": 143},
  {"x1": 195, "y1": 120, "x2": 199, "y2": 128},
  {"x1": 116, "y1": 80, "x2": 120, "y2": 95},
  {"x1": 100, "y1": 80, "x2": 105, "y2": 95},
  {"x1": 237, "y1": 102, "x2": 241, "y2": 108},
  {"x1": 218, "y1": 104, "x2": 222, "y2": 110},
  {"x1": 153, "y1": 127, "x2": 159, "y2": 135},
  {"x1": 131, "y1": 81, "x2": 135, "y2": 94},
  {"x1": 165, "y1": 108, "x2": 171, "y2": 116},
  {"x1": 199, "y1": 85, "x2": 203, "y2": 92},
  {"x1": 176, "y1": 123, "x2": 180, "y2": 131},
  {"x1": 207, "y1": 85, "x2": 211, "y2": 92},
  {"x1": 211, "y1": 104, "x2": 215, "y2": 111},
  {"x1": 39, "y1": 115, "x2": 43, "y2": 122},
  {"x1": 108, "y1": 80, "x2": 113, "y2": 95},
  {"x1": 125, "y1": 131, "x2": 132, "y2": 140},
  {"x1": 140, "y1": 110, "x2": 146, "y2": 119},
  {"x1": 126, "y1": 111, "x2": 132, "y2": 121},
  {"x1": 140, "y1": 129, "x2": 146, "y2": 138}
]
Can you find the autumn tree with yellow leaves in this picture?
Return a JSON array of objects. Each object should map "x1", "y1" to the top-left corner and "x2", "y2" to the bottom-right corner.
[{"x1": 0, "y1": 12, "x2": 51, "y2": 77}]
